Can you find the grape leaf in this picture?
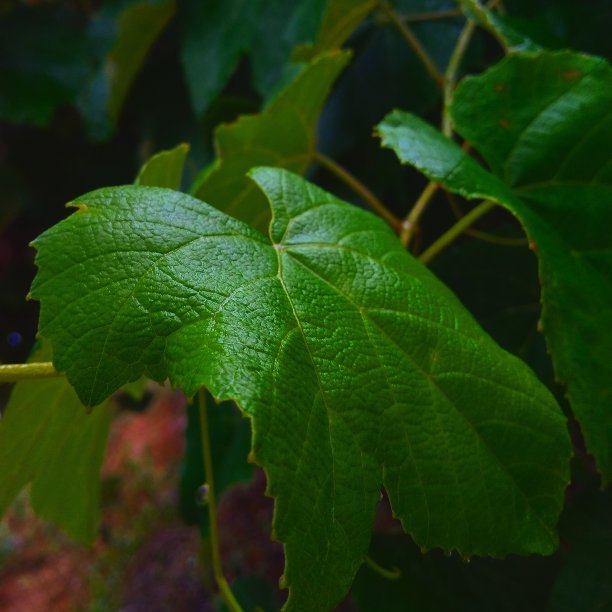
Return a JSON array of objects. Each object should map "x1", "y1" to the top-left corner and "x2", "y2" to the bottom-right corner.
[
  {"x1": 191, "y1": 51, "x2": 350, "y2": 231},
  {"x1": 293, "y1": 0, "x2": 377, "y2": 61},
  {"x1": 179, "y1": 0, "x2": 263, "y2": 117},
  {"x1": 0, "y1": 343, "x2": 112, "y2": 544},
  {"x1": 460, "y1": 0, "x2": 541, "y2": 52},
  {"x1": 78, "y1": 0, "x2": 176, "y2": 140},
  {"x1": 31, "y1": 168, "x2": 569, "y2": 609},
  {"x1": 249, "y1": 0, "x2": 327, "y2": 98},
  {"x1": 377, "y1": 51, "x2": 612, "y2": 483},
  {"x1": 136, "y1": 143, "x2": 189, "y2": 190}
]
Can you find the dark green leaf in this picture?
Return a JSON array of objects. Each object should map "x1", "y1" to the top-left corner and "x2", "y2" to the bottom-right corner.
[
  {"x1": 460, "y1": 0, "x2": 541, "y2": 52},
  {"x1": 550, "y1": 490, "x2": 612, "y2": 611},
  {"x1": 293, "y1": 0, "x2": 377, "y2": 61},
  {"x1": 179, "y1": 0, "x2": 263, "y2": 117},
  {"x1": 191, "y1": 51, "x2": 350, "y2": 231},
  {"x1": 78, "y1": 0, "x2": 176, "y2": 140},
  {"x1": 0, "y1": 344, "x2": 112, "y2": 544},
  {"x1": 250, "y1": 0, "x2": 327, "y2": 98},
  {"x1": 0, "y1": 6, "x2": 93, "y2": 126},
  {"x1": 378, "y1": 51, "x2": 612, "y2": 483},
  {"x1": 31, "y1": 168, "x2": 570, "y2": 609}
]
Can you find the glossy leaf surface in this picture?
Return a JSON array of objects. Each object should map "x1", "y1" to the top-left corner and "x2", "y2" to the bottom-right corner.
[
  {"x1": 31, "y1": 168, "x2": 569, "y2": 609},
  {"x1": 378, "y1": 50, "x2": 612, "y2": 483}
]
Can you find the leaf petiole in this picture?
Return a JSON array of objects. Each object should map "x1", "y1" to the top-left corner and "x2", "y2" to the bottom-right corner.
[
  {"x1": 401, "y1": 181, "x2": 440, "y2": 248},
  {"x1": 377, "y1": 1, "x2": 444, "y2": 88},
  {"x1": 0, "y1": 362, "x2": 61, "y2": 382},
  {"x1": 419, "y1": 200, "x2": 496, "y2": 264},
  {"x1": 198, "y1": 388, "x2": 243, "y2": 612},
  {"x1": 314, "y1": 151, "x2": 399, "y2": 229},
  {"x1": 364, "y1": 555, "x2": 402, "y2": 580}
]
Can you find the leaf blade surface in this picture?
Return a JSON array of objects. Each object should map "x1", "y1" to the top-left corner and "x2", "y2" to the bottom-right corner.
[
  {"x1": 378, "y1": 51, "x2": 612, "y2": 483},
  {"x1": 31, "y1": 168, "x2": 570, "y2": 609}
]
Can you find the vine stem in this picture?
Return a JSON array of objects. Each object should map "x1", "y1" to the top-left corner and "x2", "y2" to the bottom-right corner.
[
  {"x1": 442, "y1": 17, "x2": 476, "y2": 137},
  {"x1": 377, "y1": 1, "x2": 444, "y2": 88},
  {"x1": 403, "y1": 8, "x2": 461, "y2": 22},
  {"x1": 364, "y1": 555, "x2": 402, "y2": 580},
  {"x1": 400, "y1": 181, "x2": 439, "y2": 248},
  {"x1": 314, "y1": 151, "x2": 399, "y2": 229},
  {"x1": 446, "y1": 192, "x2": 527, "y2": 246},
  {"x1": 418, "y1": 200, "x2": 496, "y2": 264},
  {"x1": 198, "y1": 388, "x2": 243, "y2": 612},
  {"x1": 0, "y1": 362, "x2": 61, "y2": 382}
]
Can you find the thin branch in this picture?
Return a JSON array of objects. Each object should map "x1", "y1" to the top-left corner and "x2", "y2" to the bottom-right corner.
[
  {"x1": 377, "y1": 1, "x2": 444, "y2": 88},
  {"x1": 314, "y1": 151, "x2": 399, "y2": 229},
  {"x1": 0, "y1": 362, "x2": 61, "y2": 383},
  {"x1": 198, "y1": 388, "x2": 243, "y2": 612},
  {"x1": 364, "y1": 555, "x2": 402, "y2": 580},
  {"x1": 442, "y1": 18, "x2": 476, "y2": 137},
  {"x1": 446, "y1": 192, "x2": 527, "y2": 246},
  {"x1": 400, "y1": 181, "x2": 439, "y2": 248},
  {"x1": 402, "y1": 8, "x2": 462, "y2": 22},
  {"x1": 419, "y1": 200, "x2": 496, "y2": 264}
]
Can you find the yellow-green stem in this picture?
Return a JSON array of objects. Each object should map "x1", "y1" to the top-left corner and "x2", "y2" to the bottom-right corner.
[
  {"x1": 198, "y1": 388, "x2": 243, "y2": 612},
  {"x1": 446, "y1": 192, "x2": 527, "y2": 246},
  {"x1": 442, "y1": 17, "x2": 476, "y2": 137},
  {"x1": 464, "y1": 228, "x2": 528, "y2": 246},
  {"x1": 378, "y1": 1, "x2": 444, "y2": 88},
  {"x1": 314, "y1": 151, "x2": 399, "y2": 229},
  {"x1": 401, "y1": 181, "x2": 439, "y2": 248},
  {"x1": 419, "y1": 200, "x2": 496, "y2": 264},
  {"x1": 0, "y1": 362, "x2": 61, "y2": 382},
  {"x1": 364, "y1": 555, "x2": 402, "y2": 580}
]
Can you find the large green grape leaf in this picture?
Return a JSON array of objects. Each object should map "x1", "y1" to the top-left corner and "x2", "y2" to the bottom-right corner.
[
  {"x1": 191, "y1": 51, "x2": 350, "y2": 231},
  {"x1": 0, "y1": 344, "x2": 112, "y2": 544},
  {"x1": 31, "y1": 168, "x2": 569, "y2": 609},
  {"x1": 377, "y1": 51, "x2": 612, "y2": 484}
]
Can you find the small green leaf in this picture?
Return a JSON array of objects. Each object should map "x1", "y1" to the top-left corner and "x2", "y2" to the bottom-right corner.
[
  {"x1": 179, "y1": 0, "x2": 263, "y2": 117},
  {"x1": 31, "y1": 168, "x2": 569, "y2": 609},
  {"x1": 136, "y1": 143, "x2": 190, "y2": 190},
  {"x1": 78, "y1": 0, "x2": 176, "y2": 140},
  {"x1": 250, "y1": 0, "x2": 327, "y2": 98},
  {"x1": 293, "y1": 0, "x2": 377, "y2": 61},
  {"x1": 191, "y1": 51, "x2": 350, "y2": 231},
  {"x1": 460, "y1": 0, "x2": 541, "y2": 52},
  {"x1": 378, "y1": 51, "x2": 612, "y2": 483},
  {"x1": 0, "y1": 344, "x2": 112, "y2": 544}
]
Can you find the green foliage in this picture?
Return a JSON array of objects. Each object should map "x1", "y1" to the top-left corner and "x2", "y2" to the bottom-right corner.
[
  {"x1": 136, "y1": 142, "x2": 189, "y2": 189},
  {"x1": 31, "y1": 168, "x2": 569, "y2": 609},
  {"x1": 191, "y1": 52, "x2": 350, "y2": 231},
  {"x1": 1, "y1": 1, "x2": 611, "y2": 610},
  {"x1": 378, "y1": 51, "x2": 612, "y2": 484},
  {"x1": 0, "y1": 5, "x2": 93, "y2": 126},
  {"x1": 0, "y1": 343, "x2": 112, "y2": 544}
]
